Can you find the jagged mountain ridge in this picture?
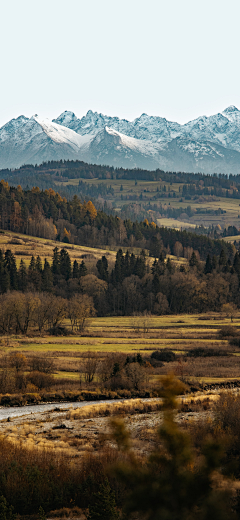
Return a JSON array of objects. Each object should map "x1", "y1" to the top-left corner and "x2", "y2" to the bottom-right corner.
[{"x1": 1, "y1": 106, "x2": 240, "y2": 173}]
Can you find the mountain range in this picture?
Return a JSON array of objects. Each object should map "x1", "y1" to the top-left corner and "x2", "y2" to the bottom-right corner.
[{"x1": 1, "y1": 106, "x2": 240, "y2": 173}]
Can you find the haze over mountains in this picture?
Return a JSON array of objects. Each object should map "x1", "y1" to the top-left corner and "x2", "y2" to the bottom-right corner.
[{"x1": 1, "y1": 106, "x2": 240, "y2": 173}]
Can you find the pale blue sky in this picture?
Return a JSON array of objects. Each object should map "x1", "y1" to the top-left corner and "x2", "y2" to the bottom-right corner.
[{"x1": 1, "y1": 0, "x2": 240, "y2": 127}]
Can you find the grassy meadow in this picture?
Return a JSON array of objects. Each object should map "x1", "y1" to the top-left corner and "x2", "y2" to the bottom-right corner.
[
  {"x1": 0, "y1": 231, "x2": 240, "y2": 394},
  {"x1": 0, "y1": 230, "x2": 189, "y2": 272},
  {"x1": 58, "y1": 176, "x2": 240, "y2": 230},
  {"x1": 1, "y1": 313, "x2": 240, "y2": 388}
]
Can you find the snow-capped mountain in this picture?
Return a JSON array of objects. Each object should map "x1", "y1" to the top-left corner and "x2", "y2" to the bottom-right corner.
[{"x1": 1, "y1": 106, "x2": 240, "y2": 173}]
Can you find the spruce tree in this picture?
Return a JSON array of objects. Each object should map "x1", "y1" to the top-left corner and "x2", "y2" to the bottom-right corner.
[
  {"x1": 18, "y1": 259, "x2": 28, "y2": 291},
  {"x1": 4, "y1": 250, "x2": 18, "y2": 290},
  {"x1": 189, "y1": 251, "x2": 198, "y2": 268},
  {"x1": 204, "y1": 254, "x2": 212, "y2": 274},
  {"x1": 0, "y1": 267, "x2": 10, "y2": 293},
  {"x1": 79, "y1": 260, "x2": 87, "y2": 277},
  {"x1": 60, "y1": 248, "x2": 71, "y2": 280},
  {"x1": 219, "y1": 248, "x2": 227, "y2": 268},
  {"x1": 72, "y1": 260, "x2": 79, "y2": 278},
  {"x1": 36, "y1": 256, "x2": 42, "y2": 273},
  {"x1": 87, "y1": 478, "x2": 118, "y2": 520},
  {"x1": 42, "y1": 259, "x2": 53, "y2": 292},
  {"x1": 52, "y1": 247, "x2": 60, "y2": 280}
]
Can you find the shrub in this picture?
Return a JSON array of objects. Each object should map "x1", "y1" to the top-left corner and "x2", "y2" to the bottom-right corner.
[
  {"x1": 218, "y1": 325, "x2": 238, "y2": 339},
  {"x1": 151, "y1": 350, "x2": 176, "y2": 362},
  {"x1": 214, "y1": 392, "x2": 240, "y2": 434},
  {"x1": 28, "y1": 356, "x2": 55, "y2": 374},
  {"x1": 48, "y1": 326, "x2": 70, "y2": 336},
  {"x1": 187, "y1": 347, "x2": 229, "y2": 357},
  {"x1": 0, "y1": 495, "x2": 15, "y2": 520},
  {"x1": 26, "y1": 371, "x2": 54, "y2": 390},
  {"x1": 230, "y1": 337, "x2": 240, "y2": 348}
]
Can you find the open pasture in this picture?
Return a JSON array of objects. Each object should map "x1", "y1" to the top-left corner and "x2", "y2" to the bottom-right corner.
[
  {"x1": 0, "y1": 230, "x2": 118, "y2": 268},
  {"x1": 1, "y1": 313, "x2": 240, "y2": 385}
]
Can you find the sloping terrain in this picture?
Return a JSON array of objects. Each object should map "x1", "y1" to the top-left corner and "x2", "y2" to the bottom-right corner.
[{"x1": 1, "y1": 106, "x2": 240, "y2": 172}]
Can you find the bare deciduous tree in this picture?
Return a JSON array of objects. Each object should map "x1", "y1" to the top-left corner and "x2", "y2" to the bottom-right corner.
[
  {"x1": 68, "y1": 294, "x2": 96, "y2": 333},
  {"x1": 81, "y1": 351, "x2": 99, "y2": 384}
]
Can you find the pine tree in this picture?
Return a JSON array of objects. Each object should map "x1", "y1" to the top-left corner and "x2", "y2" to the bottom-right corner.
[
  {"x1": 18, "y1": 259, "x2": 28, "y2": 291},
  {"x1": 36, "y1": 256, "x2": 42, "y2": 273},
  {"x1": 212, "y1": 255, "x2": 218, "y2": 270},
  {"x1": 219, "y1": 248, "x2": 227, "y2": 268},
  {"x1": 29, "y1": 255, "x2": 36, "y2": 271},
  {"x1": 87, "y1": 478, "x2": 118, "y2": 520},
  {"x1": 0, "y1": 267, "x2": 10, "y2": 293},
  {"x1": 166, "y1": 257, "x2": 174, "y2": 273},
  {"x1": 134, "y1": 256, "x2": 146, "y2": 278},
  {"x1": 79, "y1": 260, "x2": 87, "y2": 278},
  {"x1": 60, "y1": 248, "x2": 71, "y2": 280},
  {"x1": 52, "y1": 247, "x2": 60, "y2": 276},
  {"x1": 152, "y1": 273, "x2": 161, "y2": 294},
  {"x1": 42, "y1": 259, "x2": 53, "y2": 292},
  {"x1": 124, "y1": 251, "x2": 130, "y2": 277},
  {"x1": 204, "y1": 254, "x2": 212, "y2": 274},
  {"x1": 113, "y1": 249, "x2": 124, "y2": 284},
  {"x1": 4, "y1": 250, "x2": 18, "y2": 290},
  {"x1": 189, "y1": 251, "x2": 198, "y2": 268},
  {"x1": 72, "y1": 260, "x2": 79, "y2": 278}
]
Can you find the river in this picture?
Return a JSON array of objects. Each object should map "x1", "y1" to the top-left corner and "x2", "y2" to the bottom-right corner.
[{"x1": 0, "y1": 399, "x2": 124, "y2": 421}]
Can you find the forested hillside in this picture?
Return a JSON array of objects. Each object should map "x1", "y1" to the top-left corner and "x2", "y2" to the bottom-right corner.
[
  {"x1": 3, "y1": 159, "x2": 240, "y2": 195},
  {"x1": 3, "y1": 159, "x2": 240, "y2": 231},
  {"x1": 0, "y1": 180, "x2": 234, "y2": 260},
  {"x1": 1, "y1": 243, "x2": 240, "y2": 319}
]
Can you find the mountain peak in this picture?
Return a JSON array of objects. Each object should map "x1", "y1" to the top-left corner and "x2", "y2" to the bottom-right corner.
[{"x1": 223, "y1": 105, "x2": 239, "y2": 114}]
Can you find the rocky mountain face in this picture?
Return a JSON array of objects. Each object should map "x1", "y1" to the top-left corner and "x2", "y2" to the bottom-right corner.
[{"x1": 1, "y1": 106, "x2": 240, "y2": 173}]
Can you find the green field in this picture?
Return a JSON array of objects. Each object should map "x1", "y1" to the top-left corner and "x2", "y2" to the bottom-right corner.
[{"x1": 1, "y1": 313, "x2": 239, "y2": 384}]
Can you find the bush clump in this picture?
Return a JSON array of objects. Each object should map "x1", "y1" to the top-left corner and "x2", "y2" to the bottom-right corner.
[
  {"x1": 229, "y1": 337, "x2": 240, "y2": 348},
  {"x1": 151, "y1": 350, "x2": 176, "y2": 363},
  {"x1": 187, "y1": 347, "x2": 229, "y2": 357},
  {"x1": 48, "y1": 326, "x2": 70, "y2": 336},
  {"x1": 26, "y1": 371, "x2": 54, "y2": 390},
  {"x1": 218, "y1": 325, "x2": 239, "y2": 339}
]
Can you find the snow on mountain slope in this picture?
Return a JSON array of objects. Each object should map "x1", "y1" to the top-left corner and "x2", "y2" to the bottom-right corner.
[
  {"x1": 33, "y1": 116, "x2": 91, "y2": 151},
  {"x1": 0, "y1": 116, "x2": 91, "y2": 169},
  {"x1": 2, "y1": 106, "x2": 240, "y2": 173},
  {"x1": 0, "y1": 115, "x2": 29, "y2": 144},
  {"x1": 53, "y1": 110, "x2": 133, "y2": 137},
  {"x1": 183, "y1": 106, "x2": 240, "y2": 152},
  {"x1": 87, "y1": 126, "x2": 162, "y2": 169},
  {"x1": 163, "y1": 136, "x2": 240, "y2": 174},
  {"x1": 54, "y1": 106, "x2": 240, "y2": 152},
  {"x1": 53, "y1": 110, "x2": 181, "y2": 142}
]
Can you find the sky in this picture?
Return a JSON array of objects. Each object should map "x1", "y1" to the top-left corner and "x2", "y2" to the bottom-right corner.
[{"x1": 1, "y1": 0, "x2": 240, "y2": 128}]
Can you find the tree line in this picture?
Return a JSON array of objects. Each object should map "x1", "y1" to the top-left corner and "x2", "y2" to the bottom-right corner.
[
  {"x1": 0, "y1": 180, "x2": 234, "y2": 259},
  {"x1": 4, "y1": 158, "x2": 240, "y2": 187},
  {"x1": 1, "y1": 244, "x2": 240, "y2": 316}
]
